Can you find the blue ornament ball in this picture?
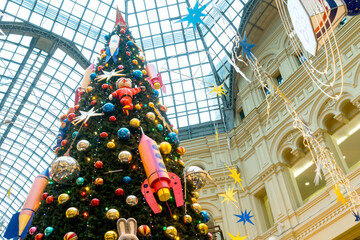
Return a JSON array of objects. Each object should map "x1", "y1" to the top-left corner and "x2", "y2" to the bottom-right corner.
[
  {"x1": 104, "y1": 34, "x2": 110, "y2": 41},
  {"x1": 103, "y1": 103, "x2": 115, "y2": 114},
  {"x1": 76, "y1": 177, "x2": 84, "y2": 185},
  {"x1": 200, "y1": 211, "x2": 210, "y2": 223},
  {"x1": 44, "y1": 226, "x2": 54, "y2": 236},
  {"x1": 123, "y1": 176, "x2": 131, "y2": 183},
  {"x1": 90, "y1": 73, "x2": 97, "y2": 81},
  {"x1": 157, "y1": 124, "x2": 163, "y2": 131},
  {"x1": 168, "y1": 132, "x2": 179, "y2": 144},
  {"x1": 127, "y1": 40, "x2": 134, "y2": 47},
  {"x1": 117, "y1": 128, "x2": 131, "y2": 140},
  {"x1": 72, "y1": 132, "x2": 78, "y2": 138},
  {"x1": 154, "y1": 90, "x2": 159, "y2": 97},
  {"x1": 132, "y1": 70, "x2": 143, "y2": 80}
]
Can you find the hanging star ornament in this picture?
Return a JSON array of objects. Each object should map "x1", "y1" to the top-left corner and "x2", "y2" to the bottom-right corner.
[
  {"x1": 219, "y1": 186, "x2": 237, "y2": 204},
  {"x1": 209, "y1": 83, "x2": 227, "y2": 96},
  {"x1": 352, "y1": 210, "x2": 360, "y2": 222},
  {"x1": 177, "y1": 0, "x2": 211, "y2": 30},
  {"x1": 234, "y1": 210, "x2": 254, "y2": 225},
  {"x1": 95, "y1": 69, "x2": 126, "y2": 82},
  {"x1": 239, "y1": 32, "x2": 256, "y2": 62},
  {"x1": 72, "y1": 107, "x2": 104, "y2": 125},
  {"x1": 333, "y1": 184, "x2": 348, "y2": 206},
  {"x1": 7, "y1": 187, "x2": 11, "y2": 199},
  {"x1": 226, "y1": 232, "x2": 248, "y2": 240},
  {"x1": 225, "y1": 164, "x2": 244, "y2": 190}
]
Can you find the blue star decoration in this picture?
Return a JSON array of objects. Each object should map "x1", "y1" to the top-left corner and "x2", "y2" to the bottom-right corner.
[
  {"x1": 234, "y1": 210, "x2": 254, "y2": 225},
  {"x1": 239, "y1": 32, "x2": 256, "y2": 62},
  {"x1": 352, "y1": 210, "x2": 360, "y2": 221},
  {"x1": 177, "y1": 0, "x2": 211, "y2": 30}
]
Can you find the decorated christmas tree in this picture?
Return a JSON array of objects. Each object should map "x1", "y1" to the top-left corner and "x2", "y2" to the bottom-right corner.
[{"x1": 5, "y1": 9, "x2": 210, "y2": 240}]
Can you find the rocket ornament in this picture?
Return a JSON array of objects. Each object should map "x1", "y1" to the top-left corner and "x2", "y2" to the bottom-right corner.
[
  {"x1": 146, "y1": 64, "x2": 166, "y2": 93},
  {"x1": 139, "y1": 134, "x2": 183, "y2": 214},
  {"x1": 4, "y1": 168, "x2": 50, "y2": 239},
  {"x1": 105, "y1": 34, "x2": 120, "y2": 63}
]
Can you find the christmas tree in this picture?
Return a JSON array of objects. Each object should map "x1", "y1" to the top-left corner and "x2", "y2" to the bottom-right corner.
[{"x1": 7, "y1": 9, "x2": 210, "y2": 240}]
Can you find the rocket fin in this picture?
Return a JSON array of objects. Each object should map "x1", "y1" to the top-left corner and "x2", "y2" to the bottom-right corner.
[
  {"x1": 19, "y1": 213, "x2": 34, "y2": 239},
  {"x1": 105, "y1": 47, "x2": 112, "y2": 63},
  {"x1": 3, "y1": 212, "x2": 19, "y2": 239},
  {"x1": 168, "y1": 172, "x2": 184, "y2": 207},
  {"x1": 141, "y1": 179, "x2": 162, "y2": 214}
]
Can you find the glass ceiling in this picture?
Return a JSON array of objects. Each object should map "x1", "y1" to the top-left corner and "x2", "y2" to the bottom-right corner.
[{"x1": 0, "y1": 0, "x2": 247, "y2": 234}]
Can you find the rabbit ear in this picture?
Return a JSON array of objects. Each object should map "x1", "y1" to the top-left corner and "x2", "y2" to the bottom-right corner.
[
  {"x1": 117, "y1": 218, "x2": 127, "y2": 236},
  {"x1": 126, "y1": 218, "x2": 137, "y2": 235}
]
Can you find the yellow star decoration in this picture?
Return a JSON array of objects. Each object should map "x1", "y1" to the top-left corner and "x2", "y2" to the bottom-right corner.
[
  {"x1": 7, "y1": 187, "x2": 11, "y2": 199},
  {"x1": 219, "y1": 186, "x2": 237, "y2": 204},
  {"x1": 226, "y1": 232, "x2": 248, "y2": 240},
  {"x1": 225, "y1": 164, "x2": 244, "y2": 191},
  {"x1": 209, "y1": 83, "x2": 227, "y2": 96},
  {"x1": 333, "y1": 184, "x2": 348, "y2": 206}
]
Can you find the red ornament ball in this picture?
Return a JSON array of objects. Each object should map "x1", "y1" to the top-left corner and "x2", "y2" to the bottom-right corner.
[
  {"x1": 91, "y1": 100, "x2": 96, "y2": 106},
  {"x1": 42, "y1": 192, "x2": 48, "y2": 200},
  {"x1": 91, "y1": 198, "x2": 100, "y2": 207},
  {"x1": 78, "y1": 91, "x2": 84, "y2": 96},
  {"x1": 61, "y1": 139, "x2": 67, "y2": 147},
  {"x1": 94, "y1": 178, "x2": 104, "y2": 186},
  {"x1": 137, "y1": 225, "x2": 151, "y2": 237},
  {"x1": 126, "y1": 51, "x2": 131, "y2": 56},
  {"x1": 98, "y1": 66, "x2": 104, "y2": 71},
  {"x1": 176, "y1": 146, "x2": 186, "y2": 156},
  {"x1": 100, "y1": 132, "x2": 108, "y2": 138},
  {"x1": 74, "y1": 105, "x2": 80, "y2": 111},
  {"x1": 35, "y1": 233, "x2": 44, "y2": 240},
  {"x1": 115, "y1": 188, "x2": 124, "y2": 196},
  {"x1": 46, "y1": 195, "x2": 54, "y2": 204},
  {"x1": 102, "y1": 84, "x2": 109, "y2": 90},
  {"x1": 109, "y1": 116, "x2": 117, "y2": 122},
  {"x1": 160, "y1": 105, "x2": 168, "y2": 112},
  {"x1": 94, "y1": 161, "x2": 103, "y2": 169},
  {"x1": 63, "y1": 232, "x2": 78, "y2": 240},
  {"x1": 68, "y1": 113, "x2": 76, "y2": 121},
  {"x1": 120, "y1": 29, "x2": 126, "y2": 34}
]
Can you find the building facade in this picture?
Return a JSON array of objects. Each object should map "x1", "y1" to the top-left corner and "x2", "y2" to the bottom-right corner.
[{"x1": 182, "y1": 5, "x2": 360, "y2": 240}]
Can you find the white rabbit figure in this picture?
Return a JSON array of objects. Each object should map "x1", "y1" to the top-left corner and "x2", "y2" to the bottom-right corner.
[{"x1": 117, "y1": 218, "x2": 139, "y2": 240}]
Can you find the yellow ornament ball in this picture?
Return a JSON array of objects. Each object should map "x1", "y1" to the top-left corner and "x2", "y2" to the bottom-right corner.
[
  {"x1": 58, "y1": 193, "x2": 70, "y2": 204},
  {"x1": 154, "y1": 82, "x2": 161, "y2": 90},
  {"x1": 135, "y1": 104, "x2": 142, "y2": 110},
  {"x1": 183, "y1": 214, "x2": 192, "y2": 224},
  {"x1": 159, "y1": 142, "x2": 172, "y2": 154},
  {"x1": 192, "y1": 192, "x2": 200, "y2": 200},
  {"x1": 191, "y1": 203, "x2": 201, "y2": 214},
  {"x1": 176, "y1": 146, "x2": 185, "y2": 156},
  {"x1": 86, "y1": 86, "x2": 93, "y2": 93},
  {"x1": 191, "y1": 197, "x2": 197, "y2": 203},
  {"x1": 173, "y1": 128, "x2": 179, "y2": 134},
  {"x1": 101, "y1": 52, "x2": 107, "y2": 58},
  {"x1": 142, "y1": 70, "x2": 147, "y2": 76},
  {"x1": 158, "y1": 204, "x2": 163, "y2": 212},
  {"x1": 132, "y1": 59, "x2": 138, "y2": 65},
  {"x1": 107, "y1": 142, "x2": 116, "y2": 149},
  {"x1": 66, "y1": 207, "x2": 79, "y2": 218},
  {"x1": 106, "y1": 209, "x2": 120, "y2": 220},
  {"x1": 148, "y1": 102, "x2": 154, "y2": 108},
  {"x1": 146, "y1": 112, "x2": 156, "y2": 121},
  {"x1": 104, "y1": 230, "x2": 118, "y2": 240},
  {"x1": 197, "y1": 223, "x2": 208, "y2": 235},
  {"x1": 130, "y1": 118, "x2": 140, "y2": 128},
  {"x1": 164, "y1": 226, "x2": 177, "y2": 239}
]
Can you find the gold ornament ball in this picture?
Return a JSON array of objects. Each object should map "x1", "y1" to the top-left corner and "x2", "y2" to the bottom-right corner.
[
  {"x1": 197, "y1": 223, "x2": 208, "y2": 235},
  {"x1": 191, "y1": 203, "x2": 201, "y2": 214},
  {"x1": 148, "y1": 102, "x2": 154, "y2": 108},
  {"x1": 165, "y1": 226, "x2": 177, "y2": 239},
  {"x1": 130, "y1": 118, "x2": 140, "y2": 128},
  {"x1": 58, "y1": 193, "x2": 70, "y2": 204},
  {"x1": 183, "y1": 214, "x2": 192, "y2": 224},
  {"x1": 86, "y1": 86, "x2": 93, "y2": 93},
  {"x1": 185, "y1": 166, "x2": 207, "y2": 190},
  {"x1": 106, "y1": 209, "x2": 120, "y2": 220},
  {"x1": 77, "y1": 140, "x2": 90, "y2": 151},
  {"x1": 192, "y1": 192, "x2": 200, "y2": 200},
  {"x1": 146, "y1": 112, "x2": 156, "y2": 121},
  {"x1": 132, "y1": 59, "x2": 138, "y2": 65},
  {"x1": 126, "y1": 195, "x2": 138, "y2": 206},
  {"x1": 191, "y1": 197, "x2": 197, "y2": 203},
  {"x1": 173, "y1": 128, "x2": 179, "y2": 134},
  {"x1": 107, "y1": 142, "x2": 116, "y2": 149},
  {"x1": 142, "y1": 70, "x2": 147, "y2": 76},
  {"x1": 159, "y1": 142, "x2": 172, "y2": 154},
  {"x1": 66, "y1": 207, "x2": 79, "y2": 218},
  {"x1": 154, "y1": 82, "x2": 161, "y2": 90},
  {"x1": 135, "y1": 104, "x2": 142, "y2": 110},
  {"x1": 104, "y1": 230, "x2": 118, "y2": 240},
  {"x1": 158, "y1": 204, "x2": 163, "y2": 212},
  {"x1": 118, "y1": 151, "x2": 132, "y2": 164}
]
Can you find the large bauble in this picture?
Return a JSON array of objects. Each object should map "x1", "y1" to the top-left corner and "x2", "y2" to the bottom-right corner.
[
  {"x1": 146, "y1": 112, "x2": 156, "y2": 121},
  {"x1": 63, "y1": 232, "x2": 78, "y2": 240},
  {"x1": 176, "y1": 146, "x2": 185, "y2": 156},
  {"x1": 159, "y1": 142, "x2": 172, "y2": 154},
  {"x1": 130, "y1": 118, "x2": 140, "y2": 128},
  {"x1": 192, "y1": 192, "x2": 200, "y2": 200},
  {"x1": 106, "y1": 209, "x2": 120, "y2": 220},
  {"x1": 115, "y1": 188, "x2": 124, "y2": 196},
  {"x1": 91, "y1": 198, "x2": 100, "y2": 207},
  {"x1": 185, "y1": 166, "x2": 207, "y2": 190},
  {"x1": 76, "y1": 177, "x2": 84, "y2": 185},
  {"x1": 183, "y1": 214, "x2": 192, "y2": 224},
  {"x1": 58, "y1": 193, "x2": 70, "y2": 204},
  {"x1": 126, "y1": 195, "x2": 138, "y2": 206},
  {"x1": 191, "y1": 203, "x2": 202, "y2": 214},
  {"x1": 200, "y1": 211, "x2": 210, "y2": 223},
  {"x1": 117, "y1": 128, "x2": 130, "y2": 140},
  {"x1": 118, "y1": 151, "x2": 132, "y2": 163},
  {"x1": 95, "y1": 177, "x2": 104, "y2": 185},
  {"x1": 29, "y1": 226, "x2": 37, "y2": 235},
  {"x1": 164, "y1": 226, "x2": 177, "y2": 239},
  {"x1": 104, "y1": 230, "x2": 118, "y2": 240},
  {"x1": 107, "y1": 141, "x2": 116, "y2": 149},
  {"x1": 66, "y1": 207, "x2": 79, "y2": 218},
  {"x1": 44, "y1": 227, "x2": 54, "y2": 236},
  {"x1": 77, "y1": 140, "x2": 90, "y2": 151},
  {"x1": 197, "y1": 223, "x2": 208, "y2": 235},
  {"x1": 51, "y1": 156, "x2": 80, "y2": 185},
  {"x1": 133, "y1": 70, "x2": 143, "y2": 80},
  {"x1": 35, "y1": 233, "x2": 44, "y2": 240},
  {"x1": 168, "y1": 132, "x2": 179, "y2": 144},
  {"x1": 103, "y1": 103, "x2": 115, "y2": 114},
  {"x1": 137, "y1": 225, "x2": 151, "y2": 237}
]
